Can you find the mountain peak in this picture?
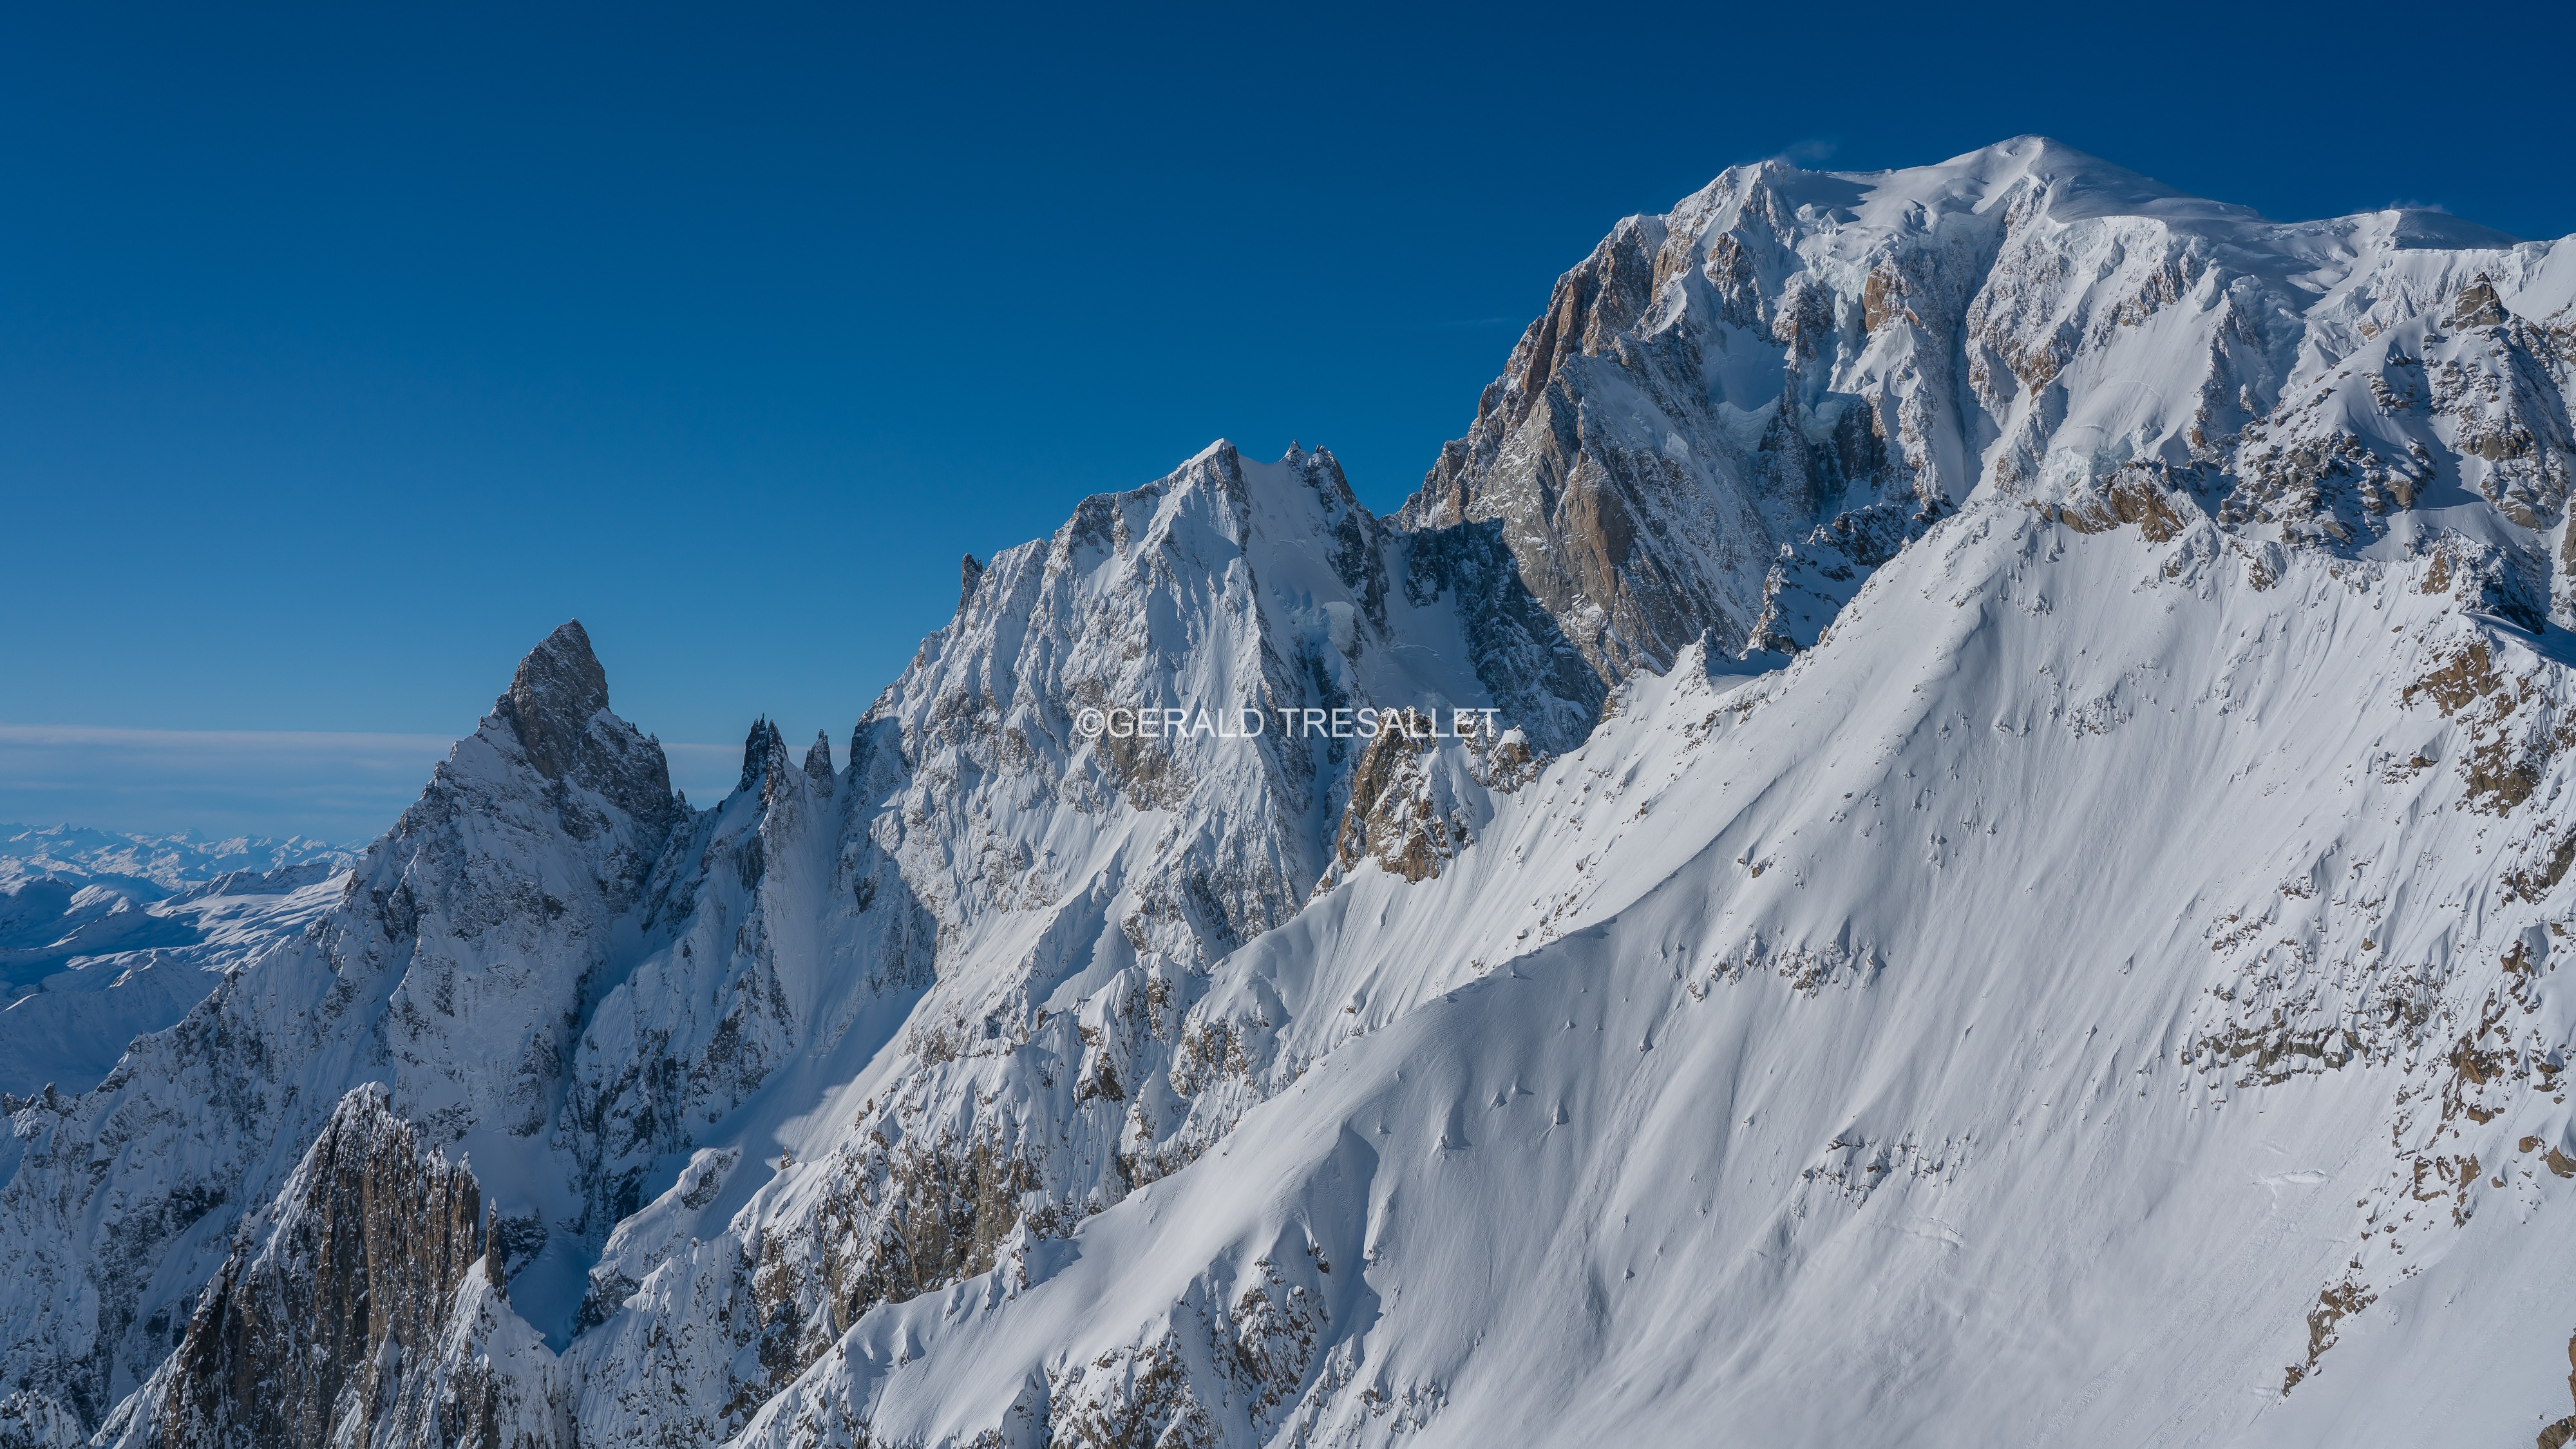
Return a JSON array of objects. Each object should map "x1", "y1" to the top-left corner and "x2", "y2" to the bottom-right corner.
[
  {"x1": 497, "y1": 621, "x2": 611, "y2": 782},
  {"x1": 507, "y1": 620, "x2": 608, "y2": 717}
]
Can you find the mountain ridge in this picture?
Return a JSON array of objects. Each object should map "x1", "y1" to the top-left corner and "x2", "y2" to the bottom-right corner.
[{"x1": 8, "y1": 136, "x2": 2576, "y2": 1447}]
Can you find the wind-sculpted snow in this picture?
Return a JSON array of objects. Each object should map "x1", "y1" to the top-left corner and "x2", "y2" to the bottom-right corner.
[{"x1": 12, "y1": 137, "x2": 2576, "y2": 1448}]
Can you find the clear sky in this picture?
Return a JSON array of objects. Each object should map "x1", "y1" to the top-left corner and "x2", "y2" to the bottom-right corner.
[{"x1": 6, "y1": 0, "x2": 2571, "y2": 840}]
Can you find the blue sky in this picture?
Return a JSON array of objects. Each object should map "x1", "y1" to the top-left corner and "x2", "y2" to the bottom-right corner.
[{"x1": 6, "y1": 0, "x2": 2571, "y2": 840}]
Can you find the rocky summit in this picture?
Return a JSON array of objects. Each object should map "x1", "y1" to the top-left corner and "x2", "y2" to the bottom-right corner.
[{"x1": 8, "y1": 137, "x2": 2576, "y2": 1448}]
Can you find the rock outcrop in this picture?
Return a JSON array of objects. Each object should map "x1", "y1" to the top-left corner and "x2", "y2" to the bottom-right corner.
[{"x1": 100, "y1": 1084, "x2": 569, "y2": 1449}]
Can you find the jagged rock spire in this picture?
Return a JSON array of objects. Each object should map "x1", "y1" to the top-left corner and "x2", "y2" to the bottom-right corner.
[
  {"x1": 960, "y1": 553, "x2": 985, "y2": 610},
  {"x1": 738, "y1": 717, "x2": 788, "y2": 795},
  {"x1": 497, "y1": 621, "x2": 610, "y2": 782},
  {"x1": 804, "y1": 730, "x2": 835, "y2": 789},
  {"x1": 489, "y1": 620, "x2": 681, "y2": 833}
]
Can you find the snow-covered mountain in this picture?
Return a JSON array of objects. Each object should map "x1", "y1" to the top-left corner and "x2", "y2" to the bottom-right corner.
[
  {"x1": 8, "y1": 135, "x2": 2576, "y2": 1448},
  {"x1": 1407, "y1": 135, "x2": 2571, "y2": 663}
]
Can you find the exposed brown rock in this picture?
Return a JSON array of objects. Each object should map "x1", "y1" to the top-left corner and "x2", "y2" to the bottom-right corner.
[
  {"x1": 495, "y1": 621, "x2": 681, "y2": 833},
  {"x1": 1333, "y1": 727, "x2": 1452, "y2": 884},
  {"x1": 2458, "y1": 275, "x2": 2508, "y2": 330},
  {"x1": 2539, "y1": 1334, "x2": 2576, "y2": 1448},
  {"x1": 139, "y1": 1084, "x2": 565, "y2": 1449},
  {"x1": 495, "y1": 621, "x2": 609, "y2": 782}
]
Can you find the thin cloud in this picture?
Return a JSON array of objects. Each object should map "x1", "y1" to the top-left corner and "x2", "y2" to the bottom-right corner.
[
  {"x1": 0, "y1": 724, "x2": 743, "y2": 840},
  {"x1": 0, "y1": 723, "x2": 460, "y2": 752},
  {"x1": 661, "y1": 742, "x2": 748, "y2": 800}
]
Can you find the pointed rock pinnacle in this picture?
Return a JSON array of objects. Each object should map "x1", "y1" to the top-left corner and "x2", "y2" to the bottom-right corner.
[
  {"x1": 497, "y1": 620, "x2": 610, "y2": 782},
  {"x1": 739, "y1": 717, "x2": 788, "y2": 795}
]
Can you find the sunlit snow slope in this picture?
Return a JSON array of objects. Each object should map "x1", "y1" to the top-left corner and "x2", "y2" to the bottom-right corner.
[{"x1": 732, "y1": 500, "x2": 2576, "y2": 1448}]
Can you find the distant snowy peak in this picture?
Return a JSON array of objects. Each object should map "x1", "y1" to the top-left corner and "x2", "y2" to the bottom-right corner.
[
  {"x1": 1404, "y1": 134, "x2": 2573, "y2": 675},
  {"x1": 1706, "y1": 135, "x2": 2261, "y2": 240}
]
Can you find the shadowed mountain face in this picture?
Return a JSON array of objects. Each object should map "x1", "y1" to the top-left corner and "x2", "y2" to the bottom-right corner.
[
  {"x1": 493, "y1": 621, "x2": 681, "y2": 834},
  {"x1": 111, "y1": 1086, "x2": 547, "y2": 1449},
  {"x1": 10, "y1": 138, "x2": 2576, "y2": 1448}
]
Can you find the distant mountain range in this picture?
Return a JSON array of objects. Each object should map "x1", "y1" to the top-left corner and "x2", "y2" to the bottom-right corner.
[
  {"x1": 0, "y1": 822, "x2": 352, "y2": 895},
  {"x1": 0, "y1": 824, "x2": 352, "y2": 1102}
]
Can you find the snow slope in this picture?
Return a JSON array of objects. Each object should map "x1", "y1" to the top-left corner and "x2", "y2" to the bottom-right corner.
[{"x1": 737, "y1": 499, "x2": 2576, "y2": 1446}]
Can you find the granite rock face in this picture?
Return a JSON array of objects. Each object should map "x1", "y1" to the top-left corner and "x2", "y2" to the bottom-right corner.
[
  {"x1": 495, "y1": 621, "x2": 612, "y2": 779},
  {"x1": 494, "y1": 620, "x2": 681, "y2": 834}
]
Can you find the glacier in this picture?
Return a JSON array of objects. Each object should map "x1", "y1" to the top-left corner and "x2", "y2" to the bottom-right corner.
[{"x1": 7, "y1": 135, "x2": 2576, "y2": 1448}]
